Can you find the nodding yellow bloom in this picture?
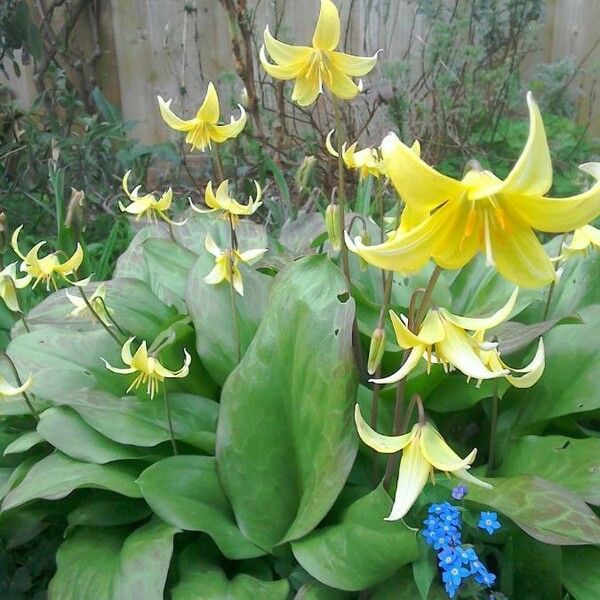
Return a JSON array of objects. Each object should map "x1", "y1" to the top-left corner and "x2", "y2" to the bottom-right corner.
[
  {"x1": 562, "y1": 224, "x2": 600, "y2": 258},
  {"x1": 0, "y1": 373, "x2": 32, "y2": 398},
  {"x1": 260, "y1": 0, "x2": 378, "y2": 106},
  {"x1": 203, "y1": 234, "x2": 267, "y2": 296},
  {"x1": 157, "y1": 82, "x2": 246, "y2": 151},
  {"x1": 355, "y1": 405, "x2": 491, "y2": 521},
  {"x1": 325, "y1": 130, "x2": 385, "y2": 179},
  {"x1": 190, "y1": 180, "x2": 262, "y2": 226},
  {"x1": 473, "y1": 335, "x2": 545, "y2": 389},
  {"x1": 0, "y1": 263, "x2": 31, "y2": 312},
  {"x1": 102, "y1": 337, "x2": 191, "y2": 399},
  {"x1": 11, "y1": 225, "x2": 83, "y2": 291},
  {"x1": 120, "y1": 171, "x2": 181, "y2": 225},
  {"x1": 65, "y1": 283, "x2": 111, "y2": 323},
  {"x1": 348, "y1": 93, "x2": 600, "y2": 288},
  {"x1": 372, "y1": 289, "x2": 518, "y2": 385}
]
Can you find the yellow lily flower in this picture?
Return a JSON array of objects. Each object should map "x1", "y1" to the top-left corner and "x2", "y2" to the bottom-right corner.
[
  {"x1": 0, "y1": 263, "x2": 31, "y2": 312},
  {"x1": 157, "y1": 82, "x2": 246, "y2": 151},
  {"x1": 372, "y1": 289, "x2": 518, "y2": 385},
  {"x1": 348, "y1": 94, "x2": 600, "y2": 288},
  {"x1": 562, "y1": 224, "x2": 600, "y2": 258},
  {"x1": 203, "y1": 234, "x2": 267, "y2": 296},
  {"x1": 65, "y1": 283, "x2": 111, "y2": 323},
  {"x1": 0, "y1": 373, "x2": 32, "y2": 398},
  {"x1": 355, "y1": 405, "x2": 491, "y2": 521},
  {"x1": 325, "y1": 130, "x2": 385, "y2": 179},
  {"x1": 259, "y1": 0, "x2": 378, "y2": 106},
  {"x1": 473, "y1": 335, "x2": 545, "y2": 389},
  {"x1": 190, "y1": 180, "x2": 261, "y2": 226},
  {"x1": 120, "y1": 171, "x2": 181, "y2": 225},
  {"x1": 102, "y1": 336, "x2": 191, "y2": 399},
  {"x1": 11, "y1": 225, "x2": 84, "y2": 291}
]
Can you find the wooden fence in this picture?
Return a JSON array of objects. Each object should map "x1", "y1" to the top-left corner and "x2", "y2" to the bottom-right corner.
[{"x1": 5, "y1": 0, "x2": 600, "y2": 144}]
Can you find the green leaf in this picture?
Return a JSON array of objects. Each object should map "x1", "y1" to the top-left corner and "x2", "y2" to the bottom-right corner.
[
  {"x1": 142, "y1": 238, "x2": 197, "y2": 306},
  {"x1": 563, "y1": 546, "x2": 600, "y2": 600},
  {"x1": 498, "y1": 435, "x2": 600, "y2": 505},
  {"x1": 52, "y1": 389, "x2": 217, "y2": 453},
  {"x1": 186, "y1": 253, "x2": 271, "y2": 385},
  {"x1": 48, "y1": 520, "x2": 178, "y2": 600},
  {"x1": 425, "y1": 374, "x2": 507, "y2": 413},
  {"x1": 113, "y1": 518, "x2": 180, "y2": 600},
  {"x1": 4, "y1": 431, "x2": 44, "y2": 455},
  {"x1": 138, "y1": 455, "x2": 263, "y2": 559},
  {"x1": 67, "y1": 494, "x2": 151, "y2": 527},
  {"x1": 292, "y1": 486, "x2": 419, "y2": 591},
  {"x1": 465, "y1": 475, "x2": 600, "y2": 545},
  {"x1": 2, "y1": 452, "x2": 141, "y2": 511},
  {"x1": 371, "y1": 568, "x2": 447, "y2": 600},
  {"x1": 506, "y1": 305, "x2": 600, "y2": 424},
  {"x1": 114, "y1": 225, "x2": 169, "y2": 282},
  {"x1": 170, "y1": 541, "x2": 289, "y2": 600},
  {"x1": 37, "y1": 406, "x2": 160, "y2": 464},
  {"x1": 217, "y1": 256, "x2": 358, "y2": 549},
  {"x1": 294, "y1": 580, "x2": 351, "y2": 599}
]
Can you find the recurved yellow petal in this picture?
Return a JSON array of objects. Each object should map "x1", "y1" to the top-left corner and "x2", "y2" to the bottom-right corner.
[
  {"x1": 441, "y1": 288, "x2": 518, "y2": 331},
  {"x1": 370, "y1": 345, "x2": 424, "y2": 385},
  {"x1": 327, "y1": 67, "x2": 360, "y2": 100},
  {"x1": 418, "y1": 311, "x2": 446, "y2": 345},
  {"x1": 259, "y1": 46, "x2": 309, "y2": 80},
  {"x1": 57, "y1": 244, "x2": 83, "y2": 275},
  {"x1": 354, "y1": 404, "x2": 414, "y2": 453},
  {"x1": 389, "y1": 310, "x2": 421, "y2": 348},
  {"x1": 157, "y1": 96, "x2": 195, "y2": 132},
  {"x1": 386, "y1": 434, "x2": 430, "y2": 521},
  {"x1": 331, "y1": 50, "x2": 378, "y2": 76},
  {"x1": 263, "y1": 26, "x2": 313, "y2": 65},
  {"x1": 209, "y1": 108, "x2": 247, "y2": 142},
  {"x1": 0, "y1": 374, "x2": 32, "y2": 397},
  {"x1": 505, "y1": 338, "x2": 545, "y2": 388},
  {"x1": 292, "y1": 74, "x2": 322, "y2": 106},
  {"x1": 312, "y1": 0, "x2": 340, "y2": 51},
  {"x1": 420, "y1": 423, "x2": 477, "y2": 471},
  {"x1": 454, "y1": 467, "x2": 493, "y2": 489},
  {"x1": 197, "y1": 82, "x2": 220, "y2": 123}
]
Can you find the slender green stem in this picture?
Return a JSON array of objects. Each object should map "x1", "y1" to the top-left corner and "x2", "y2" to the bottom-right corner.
[
  {"x1": 212, "y1": 144, "x2": 225, "y2": 182},
  {"x1": 0, "y1": 351, "x2": 38, "y2": 421},
  {"x1": 414, "y1": 265, "x2": 443, "y2": 327},
  {"x1": 19, "y1": 313, "x2": 30, "y2": 333},
  {"x1": 228, "y1": 216, "x2": 242, "y2": 364},
  {"x1": 487, "y1": 380, "x2": 500, "y2": 475},
  {"x1": 77, "y1": 286, "x2": 122, "y2": 345},
  {"x1": 543, "y1": 233, "x2": 567, "y2": 320},
  {"x1": 332, "y1": 97, "x2": 352, "y2": 292},
  {"x1": 96, "y1": 297, "x2": 128, "y2": 338},
  {"x1": 162, "y1": 384, "x2": 178, "y2": 455}
]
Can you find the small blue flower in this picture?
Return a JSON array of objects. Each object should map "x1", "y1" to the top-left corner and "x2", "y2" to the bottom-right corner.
[
  {"x1": 457, "y1": 545, "x2": 478, "y2": 564},
  {"x1": 443, "y1": 565, "x2": 470, "y2": 588},
  {"x1": 423, "y1": 515, "x2": 438, "y2": 529},
  {"x1": 475, "y1": 570, "x2": 497, "y2": 587},
  {"x1": 433, "y1": 533, "x2": 452, "y2": 550},
  {"x1": 452, "y1": 484, "x2": 468, "y2": 500},
  {"x1": 438, "y1": 547, "x2": 461, "y2": 570},
  {"x1": 478, "y1": 511, "x2": 501, "y2": 535},
  {"x1": 421, "y1": 527, "x2": 438, "y2": 546}
]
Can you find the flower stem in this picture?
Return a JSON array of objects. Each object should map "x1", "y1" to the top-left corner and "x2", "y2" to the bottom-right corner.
[
  {"x1": 77, "y1": 286, "x2": 123, "y2": 345},
  {"x1": 414, "y1": 265, "x2": 443, "y2": 327},
  {"x1": 228, "y1": 216, "x2": 242, "y2": 364},
  {"x1": 212, "y1": 144, "x2": 225, "y2": 182},
  {"x1": 162, "y1": 384, "x2": 178, "y2": 455},
  {"x1": 96, "y1": 297, "x2": 128, "y2": 338},
  {"x1": 0, "y1": 351, "x2": 38, "y2": 421},
  {"x1": 543, "y1": 233, "x2": 566, "y2": 320},
  {"x1": 486, "y1": 380, "x2": 499, "y2": 475},
  {"x1": 19, "y1": 313, "x2": 30, "y2": 333}
]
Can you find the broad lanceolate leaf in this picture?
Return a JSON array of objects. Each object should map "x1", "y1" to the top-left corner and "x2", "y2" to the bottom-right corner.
[
  {"x1": 292, "y1": 486, "x2": 419, "y2": 591},
  {"x1": 186, "y1": 253, "x2": 271, "y2": 386},
  {"x1": 562, "y1": 546, "x2": 600, "y2": 600},
  {"x1": 498, "y1": 435, "x2": 600, "y2": 505},
  {"x1": 2, "y1": 452, "x2": 141, "y2": 511},
  {"x1": 138, "y1": 455, "x2": 263, "y2": 559},
  {"x1": 48, "y1": 520, "x2": 178, "y2": 600},
  {"x1": 507, "y1": 305, "x2": 600, "y2": 424},
  {"x1": 37, "y1": 406, "x2": 159, "y2": 464},
  {"x1": 67, "y1": 494, "x2": 151, "y2": 527},
  {"x1": 170, "y1": 542, "x2": 289, "y2": 600},
  {"x1": 465, "y1": 475, "x2": 600, "y2": 545},
  {"x1": 217, "y1": 256, "x2": 358, "y2": 550},
  {"x1": 52, "y1": 390, "x2": 218, "y2": 453}
]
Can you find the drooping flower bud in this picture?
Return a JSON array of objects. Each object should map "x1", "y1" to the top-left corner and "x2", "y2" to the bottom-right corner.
[
  {"x1": 367, "y1": 326, "x2": 386, "y2": 375},
  {"x1": 295, "y1": 155, "x2": 316, "y2": 193},
  {"x1": 325, "y1": 203, "x2": 341, "y2": 251}
]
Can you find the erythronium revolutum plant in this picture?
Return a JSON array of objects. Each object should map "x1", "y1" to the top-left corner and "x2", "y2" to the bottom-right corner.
[{"x1": 2, "y1": 2, "x2": 600, "y2": 598}]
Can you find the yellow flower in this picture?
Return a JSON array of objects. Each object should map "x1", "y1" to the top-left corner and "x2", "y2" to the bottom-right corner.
[
  {"x1": 120, "y1": 171, "x2": 180, "y2": 225},
  {"x1": 562, "y1": 224, "x2": 600, "y2": 258},
  {"x1": 65, "y1": 283, "x2": 111, "y2": 323},
  {"x1": 102, "y1": 337, "x2": 191, "y2": 399},
  {"x1": 190, "y1": 180, "x2": 261, "y2": 226},
  {"x1": 372, "y1": 289, "x2": 518, "y2": 385},
  {"x1": 0, "y1": 263, "x2": 31, "y2": 312},
  {"x1": 473, "y1": 335, "x2": 545, "y2": 389},
  {"x1": 325, "y1": 130, "x2": 385, "y2": 179},
  {"x1": 203, "y1": 234, "x2": 267, "y2": 296},
  {"x1": 0, "y1": 373, "x2": 32, "y2": 398},
  {"x1": 355, "y1": 405, "x2": 491, "y2": 521},
  {"x1": 347, "y1": 93, "x2": 600, "y2": 288},
  {"x1": 157, "y1": 82, "x2": 246, "y2": 151},
  {"x1": 259, "y1": 0, "x2": 378, "y2": 106},
  {"x1": 11, "y1": 225, "x2": 84, "y2": 291}
]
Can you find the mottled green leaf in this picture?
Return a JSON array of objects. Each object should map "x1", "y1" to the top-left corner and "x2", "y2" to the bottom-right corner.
[
  {"x1": 138, "y1": 455, "x2": 263, "y2": 559},
  {"x1": 563, "y1": 546, "x2": 600, "y2": 600},
  {"x1": 2, "y1": 452, "x2": 141, "y2": 511},
  {"x1": 292, "y1": 486, "x2": 419, "y2": 591},
  {"x1": 498, "y1": 435, "x2": 600, "y2": 505},
  {"x1": 217, "y1": 256, "x2": 358, "y2": 549}
]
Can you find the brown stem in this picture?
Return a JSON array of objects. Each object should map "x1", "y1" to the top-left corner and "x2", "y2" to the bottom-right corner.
[{"x1": 414, "y1": 265, "x2": 443, "y2": 327}]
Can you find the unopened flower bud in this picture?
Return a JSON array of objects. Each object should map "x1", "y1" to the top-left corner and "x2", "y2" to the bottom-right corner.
[
  {"x1": 295, "y1": 155, "x2": 316, "y2": 192},
  {"x1": 367, "y1": 327, "x2": 386, "y2": 375},
  {"x1": 239, "y1": 87, "x2": 249, "y2": 108},
  {"x1": 65, "y1": 188, "x2": 85, "y2": 229},
  {"x1": 325, "y1": 203, "x2": 341, "y2": 252}
]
